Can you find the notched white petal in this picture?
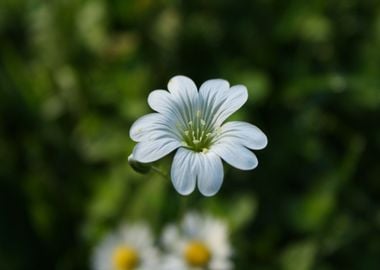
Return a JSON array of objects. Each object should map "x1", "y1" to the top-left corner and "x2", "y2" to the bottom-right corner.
[
  {"x1": 130, "y1": 113, "x2": 161, "y2": 141},
  {"x1": 199, "y1": 79, "x2": 230, "y2": 98},
  {"x1": 167, "y1": 75, "x2": 198, "y2": 97},
  {"x1": 147, "y1": 90, "x2": 173, "y2": 114},
  {"x1": 197, "y1": 152, "x2": 224, "y2": 196},
  {"x1": 129, "y1": 113, "x2": 179, "y2": 142},
  {"x1": 133, "y1": 138, "x2": 180, "y2": 163},
  {"x1": 219, "y1": 121, "x2": 268, "y2": 150},
  {"x1": 214, "y1": 85, "x2": 248, "y2": 125},
  {"x1": 171, "y1": 148, "x2": 197, "y2": 195},
  {"x1": 211, "y1": 142, "x2": 258, "y2": 170}
]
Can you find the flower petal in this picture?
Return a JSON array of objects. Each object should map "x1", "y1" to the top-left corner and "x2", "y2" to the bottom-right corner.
[
  {"x1": 171, "y1": 148, "x2": 197, "y2": 195},
  {"x1": 167, "y1": 75, "x2": 198, "y2": 121},
  {"x1": 147, "y1": 90, "x2": 173, "y2": 114},
  {"x1": 148, "y1": 90, "x2": 189, "y2": 128},
  {"x1": 218, "y1": 121, "x2": 268, "y2": 150},
  {"x1": 199, "y1": 79, "x2": 229, "y2": 105},
  {"x1": 161, "y1": 225, "x2": 180, "y2": 251},
  {"x1": 211, "y1": 142, "x2": 258, "y2": 170},
  {"x1": 132, "y1": 138, "x2": 180, "y2": 163},
  {"x1": 167, "y1": 75, "x2": 198, "y2": 99},
  {"x1": 199, "y1": 79, "x2": 230, "y2": 125},
  {"x1": 209, "y1": 260, "x2": 233, "y2": 270},
  {"x1": 214, "y1": 85, "x2": 248, "y2": 126},
  {"x1": 129, "y1": 113, "x2": 180, "y2": 142},
  {"x1": 197, "y1": 152, "x2": 224, "y2": 196}
]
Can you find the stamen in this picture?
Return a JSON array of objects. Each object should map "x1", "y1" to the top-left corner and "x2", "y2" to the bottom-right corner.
[
  {"x1": 199, "y1": 131, "x2": 205, "y2": 140},
  {"x1": 179, "y1": 112, "x2": 216, "y2": 152}
]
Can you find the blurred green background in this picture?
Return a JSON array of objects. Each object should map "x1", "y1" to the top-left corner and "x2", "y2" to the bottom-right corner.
[{"x1": 1, "y1": 0, "x2": 380, "y2": 269}]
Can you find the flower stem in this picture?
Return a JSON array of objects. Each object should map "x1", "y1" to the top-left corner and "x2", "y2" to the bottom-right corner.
[{"x1": 151, "y1": 166, "x2": 168, "y2": 179}]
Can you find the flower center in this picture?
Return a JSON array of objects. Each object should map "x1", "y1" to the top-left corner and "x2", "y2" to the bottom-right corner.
[
  {"x1": 184, "y1": 240, "x2": 211, "y2": 267},
  {"x1": 180, "y1": 110, "x2": 217, "y2": 152},
  {"x1": 112, "y1": 246, "x2": 139, "y2": 270}
]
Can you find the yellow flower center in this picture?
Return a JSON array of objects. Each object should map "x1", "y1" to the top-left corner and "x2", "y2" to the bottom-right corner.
[
  {"x1": 112, "y1": 246, "x2": 139, "y2": 270},
  {"x1": 184, "y1": 240, "x2": 211, "y2": 267},
  {"x1": 180, "y1": 110, "x2": 217, "y2": 152}
]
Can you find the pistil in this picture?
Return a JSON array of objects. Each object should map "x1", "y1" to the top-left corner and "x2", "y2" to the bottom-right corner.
[{"x1": 180, "y1": 109, "x2": 217, "y2": 152}]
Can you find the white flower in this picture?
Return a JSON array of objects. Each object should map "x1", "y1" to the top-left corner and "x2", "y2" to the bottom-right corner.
[
  {"x1": 130, "y1": 75, "x2": 267, "y2": 196},
  {"x1": 92, "y1": 223, "x2": 160, "y2": 270},
  {"x1": 161, "y1": 212, "x2": 233, "y2": 270}
]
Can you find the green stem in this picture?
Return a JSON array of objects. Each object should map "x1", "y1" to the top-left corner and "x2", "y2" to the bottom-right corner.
[{"x1": 151, "y1": 165, "x2": 168, "y2": 179}]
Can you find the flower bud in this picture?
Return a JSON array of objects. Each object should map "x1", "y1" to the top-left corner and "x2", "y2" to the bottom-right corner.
[{"x1": 128, "y1": 154, "x2": 151, "y2": 174}]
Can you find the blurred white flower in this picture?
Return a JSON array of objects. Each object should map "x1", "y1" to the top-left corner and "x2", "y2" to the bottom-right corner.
[
  {"x1": 130, "y1": 75, "x2": 267, "y2": 196},
  {"x1": 92, "y1": 223, "x2": 160, "y2": 270},
  {"x1": 161, "y1": 212, "x2": 233, "y2": 270}
]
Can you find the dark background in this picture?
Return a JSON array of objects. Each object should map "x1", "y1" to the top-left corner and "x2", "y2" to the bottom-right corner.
[{"x1": 1, "y1": 0, "x2": 380, "y2": 269}]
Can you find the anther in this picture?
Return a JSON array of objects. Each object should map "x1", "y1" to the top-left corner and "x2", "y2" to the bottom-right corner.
[{"x1": 199, "y1": 131, "x2": 205, "y2": 140}]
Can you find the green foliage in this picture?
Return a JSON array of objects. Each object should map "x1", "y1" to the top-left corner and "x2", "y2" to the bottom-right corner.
[{"x1": 1, "y1": 0, "x2": 380, "y2": 269}]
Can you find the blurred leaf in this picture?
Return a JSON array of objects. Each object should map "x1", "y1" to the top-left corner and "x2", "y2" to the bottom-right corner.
[
  {"x1": 77, "y1": 0, "x2": 108, "y2": 54},
  {"x1": 74, "y1": 114, "x2": 130, "y2": 162},
  {"x1": 83, "y1": 165, "x2": 130, "y2": 240},
  {"x1": 128, "y1": 173, "x2": 168, "y2": 225},
  {"x1": 290, "y1": 183, "x2": 336, "y2": 232},
  {"x1": 280, "y1": 240, "x2": 317, "y2": 270},
  {"x1": 230, "y1": 70, "x2": 271, "y2": 104},
  {"x1": 228, "y1": 195, "x2": 258, "y2": 232}
]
